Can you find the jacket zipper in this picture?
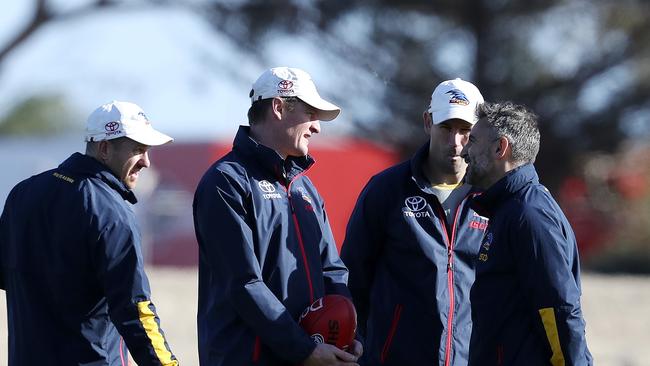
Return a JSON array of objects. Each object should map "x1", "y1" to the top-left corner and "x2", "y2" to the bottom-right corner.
[
  {"x1": 119, "y1": 337, "x2": 128, "y2": 366},
  {"x1": 434, "y1": 199, "x2": 465, "y2": 366},
  {"x1": 380, "y1": 304, "x2": 403, "y2": 364},
  {"x1": 286, "y1": 176, "x2": 315, "y2": 303}
]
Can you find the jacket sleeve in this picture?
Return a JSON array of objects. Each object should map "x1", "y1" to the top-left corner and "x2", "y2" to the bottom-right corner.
[
  {"x1": 194, "y1": 171, "x2": 316, "y2": 364},
  {"x1": 340, "y1": 179, "x2": 383, "y2": 340},
  {"x1": 317, "y1": 197, "x2": 351, "y2": 297},
  {"x1": 93, "y1": 217, "x2": 178, "y2": 366},
  {"x1": 512, "y1": 205, "x2": 592, "y2": 366},
  {"x1": 0, "y1": 200, "x2": 6, "y2": 290}
]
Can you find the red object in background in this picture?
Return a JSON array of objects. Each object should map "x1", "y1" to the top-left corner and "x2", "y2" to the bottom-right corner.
[
  {"x1": 306, "y1": 139, "x2": 398, "y2": 250},
  {"x1": 298, "y1": 295, "x2": 357, "y2": 350},
  {"x1": 559, "y1": 176, "x2": 611, "y2": 259},
  {"x1": 148, "y1": 139, "x2": 399, "y2": 265},
  {"x1": 608, "y1": 171, "x2": 648, "y2": 200}
]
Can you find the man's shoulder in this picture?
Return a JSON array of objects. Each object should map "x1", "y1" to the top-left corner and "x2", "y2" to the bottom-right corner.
[
  {"x1": 209, "y1": 149, "x2": 251, "y2": 174},
  {"x1": 82, "y1": 179, "x2": 132, "y2": 217},
  {"x1": 9, "y1": 166, "x2": 93, "y2": 202},
  {"x1": 196, "y1": 151, "x2": 253, "y2": 193},
  {"x1": 496, "y1": 185, "x2": 562, "y2": 226},
  {"x1": 516, "y1": 182, "x2": 560, "y2": 211},
  {"x1": 366, "y1": 159, "x2": 411, "y2": 186}
]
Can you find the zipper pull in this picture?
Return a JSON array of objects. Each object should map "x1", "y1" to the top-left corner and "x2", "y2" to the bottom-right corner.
[{"x1": 447, "y1": 250, "x2": 453, "y2": 270}]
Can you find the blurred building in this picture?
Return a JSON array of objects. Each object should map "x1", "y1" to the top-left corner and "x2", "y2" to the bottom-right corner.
[
  {"x1": 145, "y1": 138, "x2": 399, "y2": 265},
  {"x1": 0, "y1": 135, "x2": 399, "y2": 266}
]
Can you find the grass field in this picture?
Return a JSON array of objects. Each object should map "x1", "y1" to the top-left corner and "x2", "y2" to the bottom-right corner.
[{"x1": 1, "y1": 268, "x2": 649, "y2": 365}]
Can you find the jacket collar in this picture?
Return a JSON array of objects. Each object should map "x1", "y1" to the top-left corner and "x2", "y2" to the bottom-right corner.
[
  {"x1": 470, "y1": 163, "x2": 538, "y2": 218},
  {"x1": 410, "y1": 142, "x2": 432, "y2": 192},
  {"x1": 233, "y1": 125, "x2": 314, "y2": 182},
  {"x1": 59, "y1": 152, "x2": 138, "y2": 204}
]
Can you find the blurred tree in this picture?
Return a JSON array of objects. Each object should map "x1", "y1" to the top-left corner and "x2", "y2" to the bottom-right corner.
[
  {"x1": 186, "y1": 0, "x2": 650, "y2": 271},
  {"x1": 0, "y1": 0, "x2": 125, "y2": 67},
  {"x1": 2, "y1": 0, "x2": 648, "y2": 271},
  {"x1": 191, "y1": 0, "x2": 650, "y2": 192},
  {"x1": 0, "y1": 0, "x2": 157, "y2": 136},
  {"x1": 2, "y1": 0, "x2": 648, "y2": 190},
  {"x1": 0, "y1": 94, "x2": 77, "y2": 136}
]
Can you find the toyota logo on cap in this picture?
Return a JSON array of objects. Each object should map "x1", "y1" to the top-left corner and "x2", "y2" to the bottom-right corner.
[
  {"x1": 278, "y1": 80, "x2": 293, "y2": 90},
  {"x1": 104, "y1": 122, "x2": 120, "y2": 132},
  {"x1": 405, "y1": 196, "x2": 427, "y2": 212}
]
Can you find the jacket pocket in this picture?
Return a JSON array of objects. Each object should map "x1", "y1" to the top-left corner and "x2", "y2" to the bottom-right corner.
[
  {"x1": 252, "y1": 335, "x2": 261, "y2": 363},
  {"x1": 380, "y1": 304, "x2": 403, "y2": 364}
]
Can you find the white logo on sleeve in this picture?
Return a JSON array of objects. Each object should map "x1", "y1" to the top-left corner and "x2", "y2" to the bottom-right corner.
[
  {"x1": 297, "y1": 186, "x2": 313, "y2": 204},
  {"x1": 403, "y1": 196, "x2": 430, "y2": 218}
]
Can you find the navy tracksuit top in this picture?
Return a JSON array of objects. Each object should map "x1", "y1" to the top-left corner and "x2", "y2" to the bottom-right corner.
[
  {"x1": 0, "y1": 153, "x2": 177, "y2": 366},
  {"x1": 468, "y1": 164, "x2": 592, "y2": 366},
  {"x1": 341, "y1": 143, "x2": 488, "y2": 366},
  {"x1": 193, "y1": 126, "x2": 350, "y2": 366}
]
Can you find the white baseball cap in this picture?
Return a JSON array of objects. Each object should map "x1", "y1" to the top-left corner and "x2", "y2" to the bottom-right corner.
[
  {"x1": 250, "y1": 67, "x2": 341, "y2": 121},
  {"x1": 428, "y1": 78, "x2": 484, "y2": 125},
  {"x1": 85, "y1": 101, "x2": 173, "y2": 146}
]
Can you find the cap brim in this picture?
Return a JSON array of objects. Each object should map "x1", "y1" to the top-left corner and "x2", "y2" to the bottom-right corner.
[
  {"x1": 127, "y1": 128, "x2": 174, "y2": 146},
  {"x1": 432, "y1": 107, "x2": 478, "y2": 125},
  {"x1": 297, "y1": 95, "x2": 341, "y2": 121}
]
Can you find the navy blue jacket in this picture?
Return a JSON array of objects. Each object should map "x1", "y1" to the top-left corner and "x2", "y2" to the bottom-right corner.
[
  {"x1": 193, "y1": 126, "x2": 350, "y2": 366},
  {"x1": 468, "y1": 164, "x2": 592, "y2": 366},
  {"x1": 0, "y1": 153, "x2": 177, "y2": 366},
  {"x1": 341, "y1": 144, "x2": 488, "y2": 366}
]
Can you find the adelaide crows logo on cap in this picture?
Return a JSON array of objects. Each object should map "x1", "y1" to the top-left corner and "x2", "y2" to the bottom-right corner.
[{"x1": 446, "y1": 89, "x2": 470, "y2": 106}]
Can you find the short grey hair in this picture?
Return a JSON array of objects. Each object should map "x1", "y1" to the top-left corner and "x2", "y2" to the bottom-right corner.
[{"x1": 477, "y1": 101, "x2": 540, "y2": 164}]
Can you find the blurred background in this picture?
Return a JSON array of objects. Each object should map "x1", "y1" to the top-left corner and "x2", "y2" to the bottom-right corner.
[{"x1": 1, "y1": 0, "x2": 649, "y2": 365}]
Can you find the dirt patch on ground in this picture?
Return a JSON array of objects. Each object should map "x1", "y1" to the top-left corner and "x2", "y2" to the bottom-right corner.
[{"x1": 1, "y1": 268, "x2": 648, "y2": 365}]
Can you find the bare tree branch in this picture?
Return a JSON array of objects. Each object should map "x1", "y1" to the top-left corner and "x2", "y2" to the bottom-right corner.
[
  {"x1": 0, "y1": 0, "x2": 164, "y2": 70},
  {"x1": 0, "y1": 0, "x2": 52, "y2": 63}
]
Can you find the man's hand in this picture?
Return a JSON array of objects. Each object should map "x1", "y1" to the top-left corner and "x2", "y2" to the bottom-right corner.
[
  {"x1": 348, "y1": 339, "x2": 363, "y2": 359},
  {"x1": 303, "y1": 343, "x2": 359, "y2": 366}
]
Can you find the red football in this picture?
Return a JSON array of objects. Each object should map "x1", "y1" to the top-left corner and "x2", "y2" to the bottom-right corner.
[{"x1": 298, "y1": 295, "x2": 357, "y2": 350}]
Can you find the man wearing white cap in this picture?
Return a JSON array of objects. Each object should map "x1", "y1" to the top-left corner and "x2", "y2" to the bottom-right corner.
[
  {"x1": 193, "y1": 67, "x2": 362, "y2": 365},
  {"x1": 0, "y1": 101, "x2": 178, "y2": 365},
  {"x1": 341, "y1": 79, "x2": 487, "y2": 365}
]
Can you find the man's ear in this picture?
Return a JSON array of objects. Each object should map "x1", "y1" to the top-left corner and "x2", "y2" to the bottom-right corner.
[
  {"x1": 494, "y1": 136, "x2": 510, "y2": 160},
  {"x1": 98, "y1": 140, "x2": 111, "y2": 163},
  {"x1": 271, "y1": 97, "x2": 284, "y2": 120},
  {"x1": 423, "y1": 111, "x2": 432, "y2": 134}
]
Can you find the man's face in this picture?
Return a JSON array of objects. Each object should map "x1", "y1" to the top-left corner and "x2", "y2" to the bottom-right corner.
[
  {"x1": 104, "y1": 138, "x2": 151, "y2": 189},
  {"x1": 428, "y1": 118, "x2": 473, "y2": 177},
  {"x1": 276, "y1": 99, "x2": 321, "y2": 158},
  {"x1": 461, "y1": 119, "x2": 498, "y2": 188}
]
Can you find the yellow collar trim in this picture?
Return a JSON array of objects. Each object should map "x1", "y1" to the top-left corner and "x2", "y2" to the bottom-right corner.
[{"x1": 432, "y1": 182, "x2": 462, "y2": 190}]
